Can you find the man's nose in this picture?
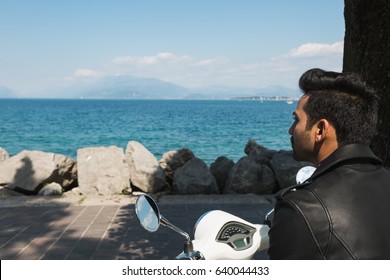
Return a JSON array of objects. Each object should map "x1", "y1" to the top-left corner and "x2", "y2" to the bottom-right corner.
[{"x1": 288, "y1": 125, "x2": 294, "y2": 135}]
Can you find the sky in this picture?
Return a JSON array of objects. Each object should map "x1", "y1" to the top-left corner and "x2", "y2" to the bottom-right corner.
[{"x1": 0, "y1": 0, "x2": 345, "y2": 97}]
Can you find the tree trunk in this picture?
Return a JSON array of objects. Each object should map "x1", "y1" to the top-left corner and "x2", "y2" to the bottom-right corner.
[{"x1": 343, "y1": 0, "x2": 390, "y2": 166}]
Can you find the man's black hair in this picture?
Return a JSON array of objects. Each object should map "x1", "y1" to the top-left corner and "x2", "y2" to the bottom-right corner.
[{"x1": 299, "y1": 68, "x2": 379, "y2": 146}]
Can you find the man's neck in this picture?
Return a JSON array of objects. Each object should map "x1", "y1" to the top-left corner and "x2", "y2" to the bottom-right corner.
[{"x1": 316, "y1": 142, "x2": 339, "y2": 166}]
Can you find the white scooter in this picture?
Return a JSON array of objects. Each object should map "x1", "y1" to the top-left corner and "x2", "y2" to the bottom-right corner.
[{"x1": 135, "y1": 166, "x2": 316, "y2": 260}]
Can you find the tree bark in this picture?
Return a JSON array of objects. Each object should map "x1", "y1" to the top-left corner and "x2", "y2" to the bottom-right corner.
[{"x1": 343, "y1": 0, "x2": 390, "y2": 166}]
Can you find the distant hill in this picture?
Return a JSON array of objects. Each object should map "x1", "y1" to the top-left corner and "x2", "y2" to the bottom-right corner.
[
  {"x1": 255, "y1": 85, "x2": 301, "y2": 98},
  {"x1": 190, "y1": 85, "x2": 300, "y2": 99},
  {"x1": 0, "y1": 86, "x2": 18, "y2": 98},
  {"x1": 74, "y1": 75, "x2": 191, "y2": 99},
  {"x1": 188, "y1": 85, "x2": 261, "y2": 99},
  {"x1": 15, "y1": 75, "x2": 301, "y2": 99},
  {"x1": 57, "y1": 75, "x2": 300, "y2": 100}
]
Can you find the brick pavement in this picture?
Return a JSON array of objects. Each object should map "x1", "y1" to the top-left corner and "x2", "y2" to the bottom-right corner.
[{"x1": 0, "y1": 199, "x2": 273, "y2": 260}]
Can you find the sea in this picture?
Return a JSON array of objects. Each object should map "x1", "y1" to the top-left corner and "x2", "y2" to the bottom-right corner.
[{"x1": 0, "y1": 99, "x2": 295, "y2": 164}]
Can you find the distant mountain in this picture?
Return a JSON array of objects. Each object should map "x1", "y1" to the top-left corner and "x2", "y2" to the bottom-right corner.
[
  {"x1": 255, "y1": 85, "x2": 301, "y2": 98},
  {"x1": 0, "y1": 86, "x2": 18, "y2": 98},
  {"x1": 190, "y1": 85, "x2": 300, "y2": 99},
  {"x1": 75, "y1": 75, "x2": 191, "y2": 99},
  {"x1": 23, "y1": 75, "x2": 301, "y2": 99},
  {"x1": 77, "y1": 77, "x2": 300, "y2": 99},
  {"x1": 188, "y1": 85, "x2": 261, "y2": 99}
]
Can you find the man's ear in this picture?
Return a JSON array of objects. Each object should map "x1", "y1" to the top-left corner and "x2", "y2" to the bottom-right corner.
[{"x1": 315, "y1": 119, "x2": 329, "y2": 142}]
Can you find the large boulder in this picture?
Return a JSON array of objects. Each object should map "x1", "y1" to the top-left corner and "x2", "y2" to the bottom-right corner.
[
  {"x1": 0, "y1": 147, "x2": 9, "y2": 162},
  {"x1": 244, "y1": 139, "x2": 270, "y2": 156},
  {"x1": 269, "y1": 150, "x2": 314, "y2": 190},
  {"x1": 0, "y1": 150, "x2": 77, "y2": 194},
  {"x1": 173, "y1": 157, "x2": 219, "y2": 194},
  {"x1": 224, "y1": 155, "x2": 277, "y2": 194},
  {"x1": 77, "y1": 146, "x2": 130, "y2": 195},
  {"x1": 210, "y1": 156, "x2": 235, "y2": 193},
  {"x1": 159, "y1": 148, "x2": 195, "y2": 185},
  {"x1": 125, "y1": 141, "x2": 167, "y2": 193},
  {"x1": 239, "y1": 139, "x2": 314, "y2": 192}
]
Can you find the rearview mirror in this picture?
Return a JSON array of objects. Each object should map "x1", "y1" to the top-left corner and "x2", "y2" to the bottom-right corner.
[
  {"x1": 135, "y1": 195, "x2": 161, "y2": 232},
  {"x1": 296, "y1": 166, "x2": 316, "y2": 184}
]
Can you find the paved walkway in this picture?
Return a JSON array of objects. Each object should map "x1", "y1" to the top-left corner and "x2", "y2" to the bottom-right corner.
[{"x1": 0, "y1": 195, "x2": 274, "y2": 260}]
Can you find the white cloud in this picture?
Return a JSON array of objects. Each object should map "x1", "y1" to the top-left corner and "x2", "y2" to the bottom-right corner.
[
  {"x1": 245, "y1": 41, "x2": 343, "y2": 87},
  {"x1": 193, "y1": 57, "x2": 229, "y2": 67},
  {"x1": 112, "y1": 52, "x2": 190, "y2": 66},
  {"x1": 78, "y1": 43, "x2": 343, "y2": 89},
  {"x1": 288, "y1": 41, "x2": 344, "y2": 57},
  {"x1": 194, "y1": 59, "x2": 215, "y2": 67},
  {"x1": 156, "y1": 52, "x2": 175, "y2": 59},
  {"x1": 74, "y1": 68, "x2": 101, "y2": 77}
]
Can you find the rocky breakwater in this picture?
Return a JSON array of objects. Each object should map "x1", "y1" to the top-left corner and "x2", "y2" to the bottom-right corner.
[{"x1": 0, "y1": 140, "x2": 313, "y2": 198}]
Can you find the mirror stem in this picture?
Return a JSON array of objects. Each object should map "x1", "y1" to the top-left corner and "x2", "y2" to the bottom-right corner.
[
  {"x1": 160, "y1": 215, "x2": 191, "y2": 242},
  {"x1": 183, "y1": 240, "x2": 194, "y2": 254}
]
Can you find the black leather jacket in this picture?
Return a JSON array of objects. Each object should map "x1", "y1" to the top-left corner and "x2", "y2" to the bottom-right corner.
[{"x1": 268, "y1": 144, "x2": 390, "y2": 259}]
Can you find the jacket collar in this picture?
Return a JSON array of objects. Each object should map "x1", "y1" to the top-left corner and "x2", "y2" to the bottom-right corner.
[{"x1": 310, "y1": 144, "x2": 382, "y2": 180}]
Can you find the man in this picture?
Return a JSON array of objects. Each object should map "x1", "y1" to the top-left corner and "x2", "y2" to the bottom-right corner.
[{"x1": 268, "y1": 68, "x2": 390, "y2": 259}]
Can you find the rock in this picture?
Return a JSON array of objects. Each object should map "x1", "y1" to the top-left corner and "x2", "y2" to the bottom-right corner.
[
  {"x1": 38, "y1": 182, "x2": 62, "y2": 196},
  {"x1": 0, "y1": 150, "x2": 77, "y2": 194},
  {"x1": 0, "y1": 147, "x2": 9, "y2": 162},
  {"x1": 173, "y1": 157, "x2": 219, "y2": 194},
  {"x1": 125, "y1": 141, "x2": 167, "y2": 193},
  {"x1": 64, "y1": 186, "x2": 83, "y2": 196},
  {"x1": 244, "y1": 139, "x2": 270, "y2": 156},
  {"x1": 210, "y1": 156, "x2": 235, "y2": 193},
  {"x1": 77, "y1": 146, "x2": 130, "y2": 195},
  {"x1": 269, "y1": 150, "x2": 314, "y2": 190},
  {"x1": 159, "y1": 148, "x2": 195, "y2": 185},
  {"x1": 224, "y1": 155, "x2": 277, "y2": 194}
]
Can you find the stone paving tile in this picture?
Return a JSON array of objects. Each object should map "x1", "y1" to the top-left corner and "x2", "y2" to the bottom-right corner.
[{"x1": 0, "y1": 201, "x2": 273, "y2": 260}]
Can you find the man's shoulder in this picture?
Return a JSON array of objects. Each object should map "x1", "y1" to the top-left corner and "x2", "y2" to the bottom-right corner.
[
  {"x1": 275, "y1": 173, "x2": 334, "y2": 208},
  {"x1": 276, "y1": 162, "x2": 390, "y2": 204},
  {"x1": 275, "y1": 181, "x2": 317, "y2": 202}
]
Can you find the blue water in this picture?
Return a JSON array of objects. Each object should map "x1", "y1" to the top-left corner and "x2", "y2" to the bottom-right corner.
[{"x1": 0, "y1": 99, "x2": 295, "y2": 164}]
